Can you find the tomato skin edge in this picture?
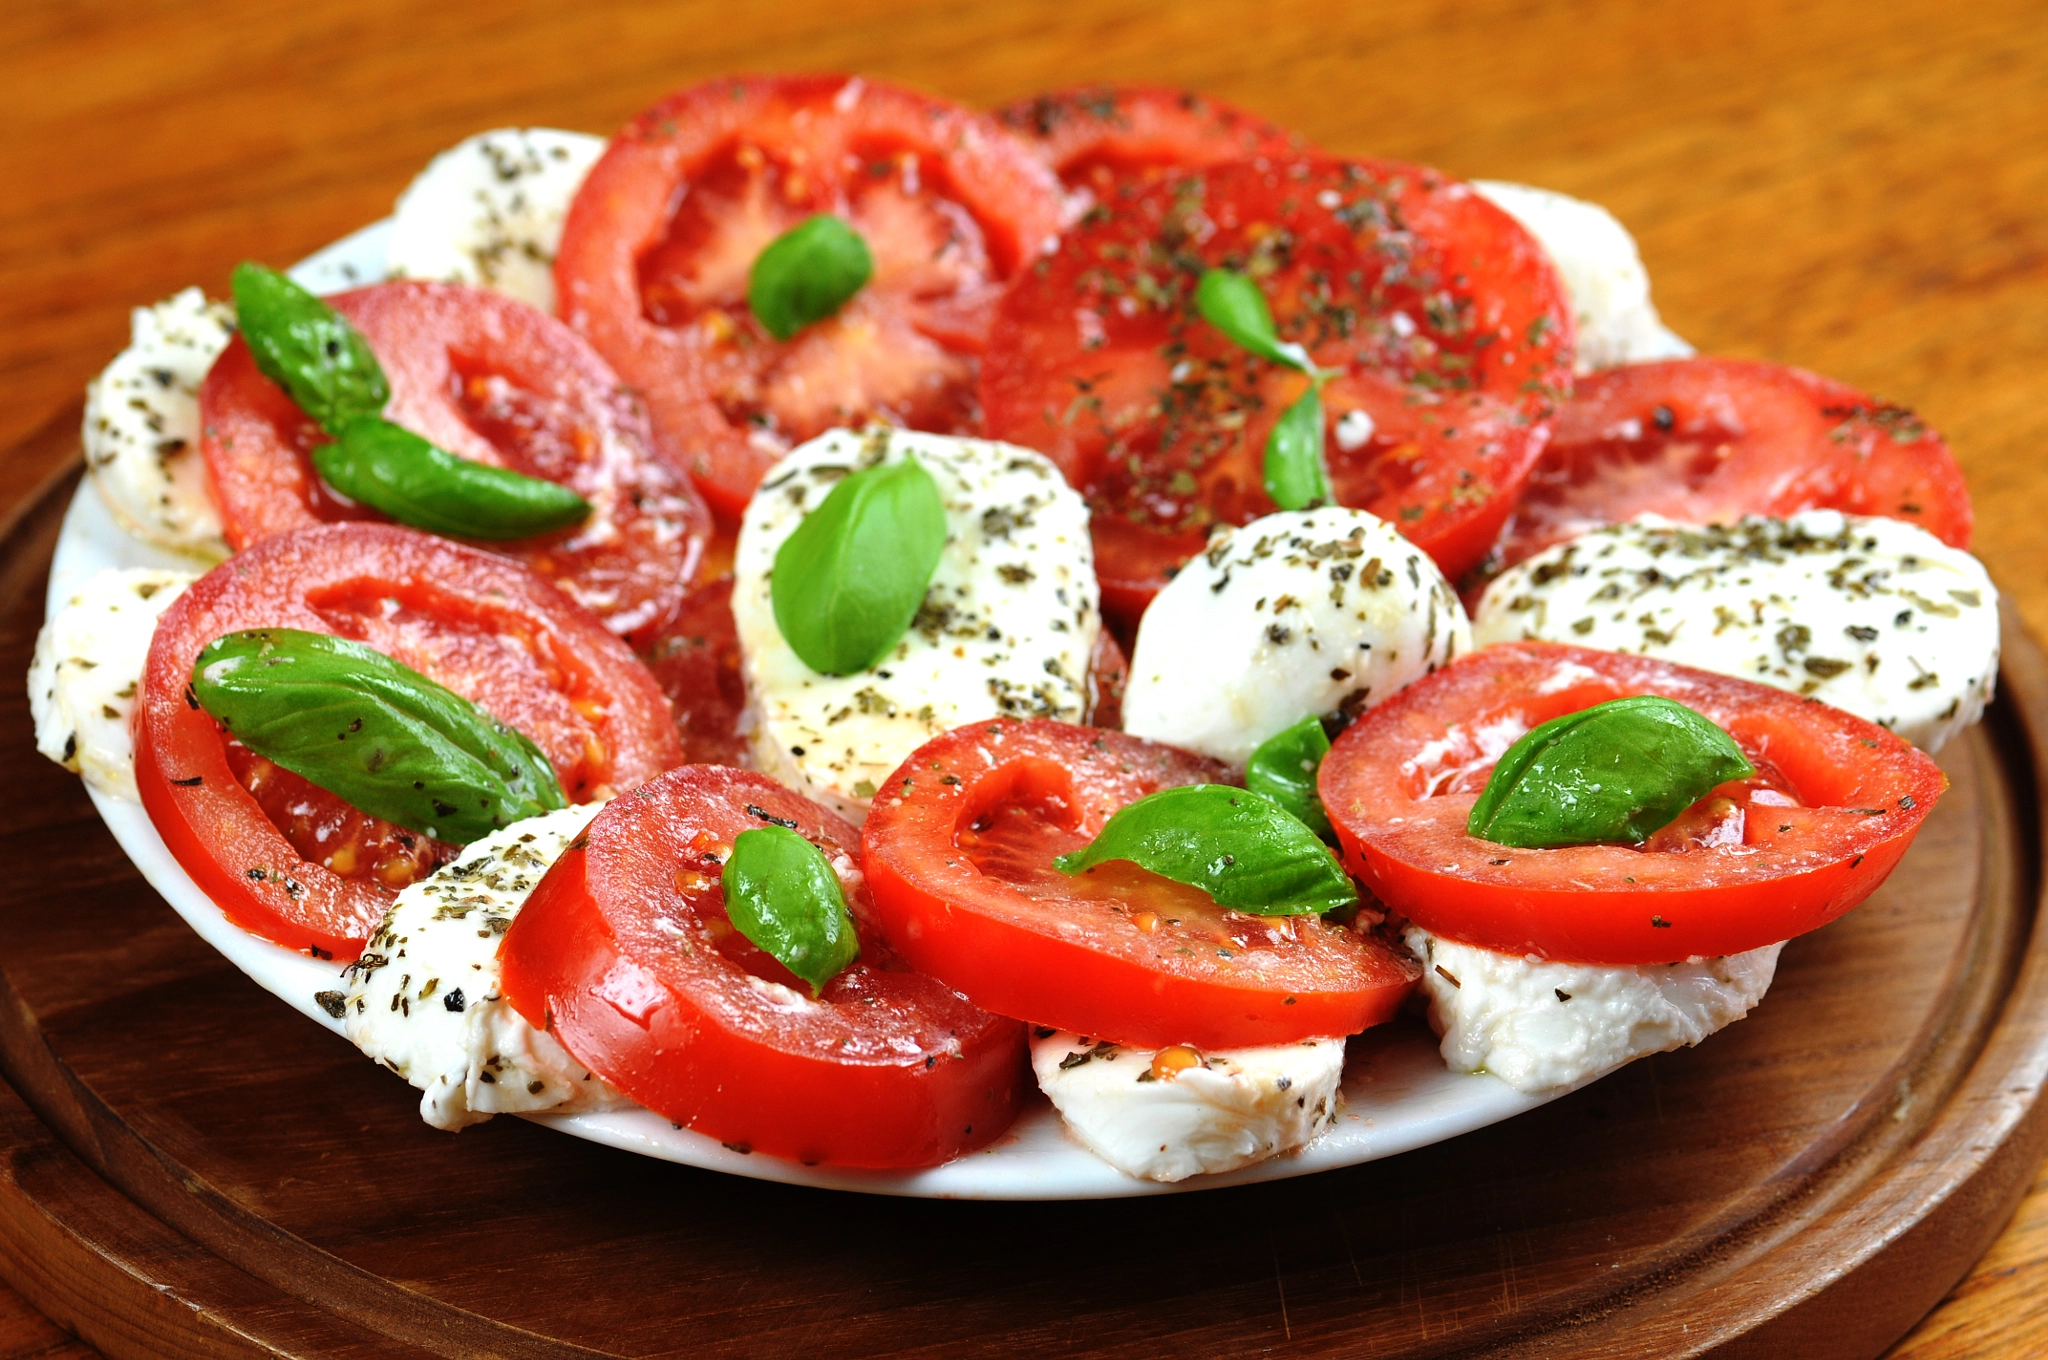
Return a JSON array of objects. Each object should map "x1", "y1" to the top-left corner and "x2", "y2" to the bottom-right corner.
[
  {"x1": 859, "y1": 834, "x2": 1411, "y2": 1050},
  {"x1": 1318, "y1": 642, "x2": 1950, "y2": 965},
  {"x1": 134, "y1": 711, "x2": 376, "y2": 960},
  {"x1": 1342, "y1": 823, "x2": 1922, "y2": 964},
  {"x1": 501, "y1": 842, "x2": 1028, "y2": 1169}
]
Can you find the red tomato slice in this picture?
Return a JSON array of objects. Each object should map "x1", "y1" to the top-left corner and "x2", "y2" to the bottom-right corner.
[
  {"x1": 980, "y1": 157, "x2": 1574, "y2": 627},
  {"x1": 1488, "y1": 357, "x2": 1974, "y2": 572},
  {"x1": 499, "y1": 766, "x2": 1027, "y2": 1167},
  {"x1": 642, "y1": 576, "x2": 748, "y2": 767},
  {"x1": 554, "y1": 74, "x2": 1066, "y2": 520},
  {"x1": 199, "y1": 280, "x2": 710, "y2": 647},
  {"x1": 137, "y1": 523, "x2": 685, "y2": 959},
  {"x1": 860, "y1": 719, "x2": 1421, "y2": 1048},
  {"x1": 1319, "y1": 641, "x2": 1948, "y2": 964},
  {"x1": 995, "y1": 86, "x2": 1312, "y2": 188}
]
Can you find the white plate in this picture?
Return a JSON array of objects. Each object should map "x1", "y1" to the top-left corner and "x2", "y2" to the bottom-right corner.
[{"x1": 46, "y1": 220, "x2": 1571, "y2": 1199}]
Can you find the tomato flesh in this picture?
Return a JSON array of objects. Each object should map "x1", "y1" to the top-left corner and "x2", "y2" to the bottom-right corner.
[
  {"x1": 137, "y1": 523, "x2": 685, "y2": 958},
  {"x1": 499, "y1": 766, "x2": 1027, "y2": 1167},
  {"x1": 980, "y1": 157, "x2": 1574, "y2": 626},
  {"x1": 223, "y1": 740, "x2": 455, "y2": 890},
  {"x1": 554, "y1": 75, "x2": 1066, "y2": 520},
  {"x1": 860, "y1": 719, "x2": 1420, "y2": 1048},
  {"x1": 1319, "y1": 642, "x2": 1949, "y2": 964},
  {"x1": 199, "y1": 280, "x2": 710, "y2": 647},
  {"x1": 1488, "y1": 357, "x2": 1974, "y2": 573}
]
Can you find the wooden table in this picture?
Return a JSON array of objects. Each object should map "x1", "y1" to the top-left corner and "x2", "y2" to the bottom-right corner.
[{"x1": 1, "y1": 0, "x2": 2044, "y2": 1353}]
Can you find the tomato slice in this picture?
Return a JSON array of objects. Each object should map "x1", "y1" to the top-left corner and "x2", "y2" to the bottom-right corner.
[
  {"x1": 499, "y1": 765, "x2": 1027, "y2": 1167},
  {"x1": 199, "y1": 280, "x2": 711, "y2": 647},
  {"x1": 137, "y1": 523, "x2": 685, "y2": 959},
  {"x1": 553, "y1": 74, "x2": 1065, "y2": 520},
  {"x1": 994, "y1": 85, "x2": 1312, "y2": 189},
  {"x1": 642, "y1": 575, "x2": 748, "y2": 767},
  {"x1": 1487, "y1": 357, "x2": 1974, "y2": 573},
  {"x1": 1319, "y1": 641, "x2": 1948, "y2": 964},
  {"x1": 860, "y1": 719, "x2": 1420, "y2": 1048},
  {"x1": 979, "y1": 157, "x2": 1574, "y2": 627}
]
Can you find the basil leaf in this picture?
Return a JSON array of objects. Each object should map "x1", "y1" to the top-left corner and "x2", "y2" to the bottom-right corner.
[
  {"x1": 1264, "y1": 385, "x2": 1331, "y2": 510},
  {"x1": 314, "y1": 418, "x2": 591, "y2": 540},
  {"x1": 1245, "y1": 716, "x2": 1334, "y2": 841},
  {"x1": 771, "y1": 454, "x2": 947, "y2": 675},
  {"x1": 1195, "y1": 268, "x2": 1306, "y2": 370},
  {"x1": 1467, "y1": 695, "x2": 1757, "y2": 849},
  {"x1": 231, "y1": 263, "x2": 389, "y2": 433},
  {"x1": 748, "y1": 215, "x2": 874, "y2": 341},
  {"x1": 1053, "y1": 784, "x2": 1357, "y2": 917},
  {"x1": 192, "y1": 628, "x2": 565, "y2": 845},
  {"x1": 721, "y1": 825, "x2": 861, "y2": 995}
]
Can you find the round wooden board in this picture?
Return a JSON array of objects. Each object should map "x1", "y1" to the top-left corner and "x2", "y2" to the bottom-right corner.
[{"x1": 2, "y1": 414, "x2": 2047, "y2": 1359}]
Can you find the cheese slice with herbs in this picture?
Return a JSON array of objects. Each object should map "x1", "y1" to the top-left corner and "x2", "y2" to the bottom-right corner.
[{"x1": 733, "y1": 428, "x2": 1099, "y2": 823}]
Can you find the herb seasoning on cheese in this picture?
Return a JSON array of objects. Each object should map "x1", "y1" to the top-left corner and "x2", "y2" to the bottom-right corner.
[
  {"x1": 732, "y1": 428, "x2": 1100, "y2": 822},
  {"x1": 342, "y1": 804, "x2": 629, "y2": 1131},
  {"x1": 1123, "y1": 506, "x2": 1470, "y2": 765},
  {"x1": 1473, "y1": 511, "x2": 1998, "y2": 750},
  {"x1": 82, "y1": 289, "x2": 233, "y2": 558}
]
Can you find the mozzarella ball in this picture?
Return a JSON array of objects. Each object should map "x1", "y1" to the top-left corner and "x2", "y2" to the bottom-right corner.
[
  {"x1": 1473, "y1": 180, "x2": 1693, "y2": 373},
  {"x1": 385, "y1": 128, "x2": 606, "y2": 314},
  {"x1": 29, "y1": 567, "x2": 196, "y2": 798},
  {"x1": 82, "y1": 288, "x2": 233, "y2": 559},
  {"x1": 1474, "y1": 511, "x2": 1999, "y2": 751},
  {"x1": 1123, "y1": 507, "x2": 1469, "y2": 765},
  {"x1": 1405, "y1": 927, "x2": 1783, "y2": 1094},
  {"x1": 1032, "y1": 1030, "x2": 1344, "y2": 1182},
  {"x1": 343, "y1": 804, "x2": 631, "y2": 1131},
  {"x1": 733, "y1": 428, "x2": 1099, "y2": 823}
]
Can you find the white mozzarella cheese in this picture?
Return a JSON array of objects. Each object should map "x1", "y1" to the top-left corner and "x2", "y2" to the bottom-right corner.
[
  {"x1": 1405, "y1": 926, "x2": 1782, "y2": 1094},
  {"x1": 81, "y1": 288, "x2": 233, "y2": 559},
  {"x1": 1473, "y1": 180, "x2": 1693, "y2": 373},
  {"x1": 384, "y1": 128, "x2": 606, "y2": 314},
  {"x1": 733, "y1": 428, "x2": 1099, "y2": 822},
  {"x1": 1122, "y1": 507, "x2": 1469, "y2": 766},
  {"x1": 341, "y1": 804, "x2": 631, "y2": 1131},
  {"x1": 1473, "y1": 511, "x2": 1999, "y2": 751},
  {"x1": 29, "y1": 567, "x2": 196, "y2": 798},
  {"x1": 1031, "y1": 1029, "x2": 1344, "y2": 1182}
]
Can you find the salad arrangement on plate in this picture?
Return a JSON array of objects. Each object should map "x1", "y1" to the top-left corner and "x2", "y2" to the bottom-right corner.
[{"x1": 27, "y1": 76, "x2": 1995, "y2": 1192}]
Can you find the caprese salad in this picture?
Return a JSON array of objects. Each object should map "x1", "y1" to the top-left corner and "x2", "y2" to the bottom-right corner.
[{"x1": 29, "y1": 76, "x2": 1991, "y2": 1185}]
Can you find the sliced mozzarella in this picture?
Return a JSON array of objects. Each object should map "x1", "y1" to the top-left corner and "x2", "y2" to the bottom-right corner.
[
  {"x1": 82, "y1": 288, "x2": 233, "y2": 559},
  {"x1": 1405, "y1": 926, "x2": 1782, "y2": 1094},
  {"x1": 384, "y1": 128, "x2": 606, "y2": 314},
  {"x1": 733, "y1": 428, "x2": 1099, "y2": 822},
  {"x1": 1123, "y1": 507, "x2": 1469, "y2": 765},
  {"x1": 29, "y1": 567, "x2": 196, "y2": 798},
  {"x1": 342, "y1": 804, "x2": 631, "y2": 1131},
  {"x1": 1031, "y1": 1030, "x2": 1344, "y2": 1182},
  {"x1": 1473, "y1": 511, "x2": 1998, "y2": 751},
  {"x1": 1473, "y1": 180, "x2": 1692, "y2": 373}
]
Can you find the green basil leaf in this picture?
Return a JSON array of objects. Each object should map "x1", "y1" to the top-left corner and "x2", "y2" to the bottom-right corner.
[
  {"x1": 1245, "y1": 715, "x2": 1334, "y2": 841},
  {"x1": 1053, "y1": 784, "x2": 1357, "y2": 917},
  {"x1": 721, "y1": 825, "x2": 861, "y2": 995},
  {"x1": 1467, "y1": 695, "x2": 1758, "y2": 849},
  {"x1": 192, "y1": 628, "x2": 565, "y2": 845},
  {"x1": 771, "y1": 454, "x2": 946, "y2": 675},
  {"x1": 230, "y1": 263, "x2": 390, "y2": 433},
  {"x1": 748, "y1": 215, "x2": 874, "y2": 341},
  {"x1": 1264, "y1": 385, "x2": 1331, "y2": 510},
  {"x1": 1195, "y1": 268, "x2": 1307, "y2": 370},
  {"x1": 313, "y1": 418, "x2": 591, "y2": 540}
]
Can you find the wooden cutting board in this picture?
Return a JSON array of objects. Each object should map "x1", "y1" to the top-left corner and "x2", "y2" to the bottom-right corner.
[{"x1": 1, "y1": 410, "x2": 2046, "y2": 1358}]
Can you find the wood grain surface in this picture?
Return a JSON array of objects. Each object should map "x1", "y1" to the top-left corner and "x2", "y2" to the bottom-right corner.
[{"x1": 2, "y1": 0, "x2": 2046, "y2": 1354}]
